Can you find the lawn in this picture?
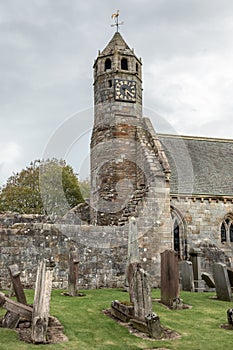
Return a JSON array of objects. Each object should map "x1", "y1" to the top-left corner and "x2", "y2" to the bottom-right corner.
[{"x1": 0, "y1": 289, "x2": 232, "y2": 350}]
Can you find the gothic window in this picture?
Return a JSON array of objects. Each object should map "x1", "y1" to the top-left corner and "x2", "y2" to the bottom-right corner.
[
  {"x1": 121, "y1": 58, "x2": 128, "y2": 70},
  {"x1": 173, "y1": 219, "x2": 180, "y2": 258},
  {"x1": 136, "y1": 63, "x2": 139, "y2": 72},
  {"x1": 230, "y1": 223, "x2": 233, "y2": 242},
  {"x1": 105, "y1": 58, "x2": 112, "y2": 71},
  {"x1": 171, "y1": 207, "x2": 187, "y2": 260},
  {"x1": 221, "y1": 223, "x2": 227, "y2": 243},
  {"x1": 220, "y1": 215, "x2": 233, "y2": 243}
]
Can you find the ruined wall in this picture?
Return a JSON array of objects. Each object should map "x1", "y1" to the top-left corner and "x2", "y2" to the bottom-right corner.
[
  {"x1": 0, "y1": 212, "x2": 171, "y2": 290},
  {"x1": 0, "y1": 220, "x2": 128, "y2": 290},
  {"x1": 1, "y1": 195, "x2": 233, "y2": 290}
]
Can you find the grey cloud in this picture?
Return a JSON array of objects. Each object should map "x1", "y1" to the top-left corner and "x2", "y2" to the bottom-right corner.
[{"x1": 0, "y1": 0, "x2": 233, "y2": 184}]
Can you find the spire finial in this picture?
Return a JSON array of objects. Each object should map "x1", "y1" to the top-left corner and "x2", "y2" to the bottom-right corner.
[{"x1": 111, "y1": 10, "x2": 124, "y2": 32}]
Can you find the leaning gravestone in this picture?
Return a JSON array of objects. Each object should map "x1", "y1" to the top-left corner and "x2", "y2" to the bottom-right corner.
[
  {"x1": 8, "y1": 264, "x2": 27, "y2": 304},
  {"x1": 2, "y1": 264, "x2": 28, "y2": 329},
  {"x1": 161, "y1": 250, "x2": 180, "y2": 307},
  {"x1": 32, "y1": 258, "x2": 55, "y2": 343},
  {"x1": 179, "y1": 261, "x2": 194, "y2": 292},
  {"x1": 201, "y1": 272, "x2": 215, "y2": 291},
  {"x1": 213, "y1": 263, "x2": 232, "y2": 301}
]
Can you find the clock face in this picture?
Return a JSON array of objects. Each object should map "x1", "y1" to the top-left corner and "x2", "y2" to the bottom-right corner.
[{"x1": 114, "y1": 79, "x2": 136, "y2": 102}]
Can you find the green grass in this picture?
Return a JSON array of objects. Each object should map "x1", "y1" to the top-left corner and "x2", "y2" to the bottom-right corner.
[{"x1": 0, "y1": 289, "x2": 232, "y2": 350}]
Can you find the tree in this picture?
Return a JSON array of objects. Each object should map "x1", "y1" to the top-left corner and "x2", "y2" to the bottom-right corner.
[
  {"x1": 79, "y1": 178, "x2": 90, "y2": 200},
  {"x1": 0, "y1": 159, "x2": 84, "y2": 216}
]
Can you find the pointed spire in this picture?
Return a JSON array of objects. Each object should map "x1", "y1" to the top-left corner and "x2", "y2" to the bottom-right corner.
[{"x1": 100, "y1": 32, "x2": 131, "y2": 56}]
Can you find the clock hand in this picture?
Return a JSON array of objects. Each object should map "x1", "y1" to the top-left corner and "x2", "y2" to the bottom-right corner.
[{"x1": 125, "y1": 88, "x2": 134, "y2": 97}]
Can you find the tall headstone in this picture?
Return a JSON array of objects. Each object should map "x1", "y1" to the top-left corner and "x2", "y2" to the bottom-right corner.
[
  {"x1": 125, "y1": 217, "x2": 139, "y2": 290},
  {"x1": 179, "y1": 261, "x2": 194, "y2": 292},
  {"x1": 32, "y1": 259, "x2": 54, "y2": 343},
  {"x1": 130, "y1": 264, "x2": 152, "y2": 321},
  {"x1": 213, "y1": 263, "x2": 232, "y2": 301},
  {"x1": 189, "y1": 248, "x2": 204, "y2": 292},
  {"x1": 68, "y1": 245, "x2": 79, "y2": 296},
  {"x1": 161, "y1": 250, "x2": 180, "y2": 307},
  {"x1": 128, "y1": 217, "x2": 139, "y2": 264}
]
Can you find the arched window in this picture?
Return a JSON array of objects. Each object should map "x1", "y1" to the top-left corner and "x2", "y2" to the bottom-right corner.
[
  {"x1": 121, "y1": 58, "x2": 128, "y2": 70},
  {"x1": 105, "y1": 58, "x2": 112, "y2": 71},
  {"x1": 173, "y1": 219, "x2": 180, "y2": 258},
  {"x1": 171, "y1": 207, "x2": 187, "y2": 260},
  {"x1": 220, "y1": 215, "x2": 233, "y2": 243},
  {"x1": 136, "y1": 63, "x2": 139, "y2": 72},
  {"x1": 221, "y1": 222, "x2": 227, "y2": 243}
]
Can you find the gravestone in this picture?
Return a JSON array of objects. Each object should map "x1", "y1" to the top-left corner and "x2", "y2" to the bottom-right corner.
[
  {"x1": 32, "y1": 258, "x2": 55, "y2": 343},
  {"x1": 189, "y1": 248, "x2": 204, "y2": 292},
  {"x1": 161, "y1": 250, "x2": 180, "y2": 307},
  {"x1": 213, "y1": 263, "x2": 232, "y2": 301},
  {"x1": 125, "y1": 217, "x2": 140, "y2": 291},
  {"x1": 227, "y1": 268, "x2": 233, "y2": 288},
  {"x1": 227, "y1": 308, "x2": 233, "y2": 326},
  {"x1": 129, "y1": 264, "x2": 163, "y2": 338},
  {"x1": 201, "y1": 272, "x2": 215, "y2": 291},
  {"x1": 8, "y1": 264, "x2": 27, "y2": 304},
  {"x1": 128, "y1": 217, "x2": 140, "y2": 264},
  {"x1": 68, "y1": 245, "x2": 79, "y2": 296},
  {"x1": 131, "y1": 264, "x2": 152, "y2": 321},
  {"x1": 179, "y1": 261, "x2": 194, "y2": 292},
  {"x1": 2, "y1": 264, "x2": 28, "y2": 328}
]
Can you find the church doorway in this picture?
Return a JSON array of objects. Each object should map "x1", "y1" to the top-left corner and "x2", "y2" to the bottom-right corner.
[{"x1": 171, "y1": 206, "x2": 187, "y2": 260}]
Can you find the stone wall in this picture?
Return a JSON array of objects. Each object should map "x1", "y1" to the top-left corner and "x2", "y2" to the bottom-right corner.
[
  {"x1": 0, "y1": 220, "x2": 165, "y2": 290},
  {"x1": 1, "y1": 194, "x2": 233, "y2": 290},
  {"x1": 0, "y1": 222, "x2": 126, "y2": 290},
  {"x1": 171, "y1": 195, "x2": 233, "y2": 269}
]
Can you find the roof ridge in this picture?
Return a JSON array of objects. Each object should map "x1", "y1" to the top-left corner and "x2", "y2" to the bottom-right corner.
[{"x1": 158, "y1": 133, "x2": 233, "y2": 143}]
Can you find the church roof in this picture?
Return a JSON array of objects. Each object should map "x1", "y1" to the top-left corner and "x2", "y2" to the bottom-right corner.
[
  {"x1": 100, "y1": 32, "x2": 133, "y2": 56},
  {"x1": 159, "y1": 134, "x2": 233, "y2": 196}
]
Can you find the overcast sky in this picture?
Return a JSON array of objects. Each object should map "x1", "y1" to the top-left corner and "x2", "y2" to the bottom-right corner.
[{"x1": 1, "y1": 0, "x2": 233, "y2": 185}]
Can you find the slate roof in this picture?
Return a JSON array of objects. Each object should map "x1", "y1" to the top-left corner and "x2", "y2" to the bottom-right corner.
[{"x1": 158, "y1": 134, "x2": 233, "y2": 196}]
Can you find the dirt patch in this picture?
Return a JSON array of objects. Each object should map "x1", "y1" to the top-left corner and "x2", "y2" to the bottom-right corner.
[
  {"x1": 220, "y1": 323, "x2": 233, "y2": 330},
  {"x1": 61, "y1": 292, "x2": 86, "y2": 297},
  {"x1": 153, "y1": 299, "x2": 192, "y2": 310},
  {"x1": 103, "y1": 309, "x2": 180, "y2": 341},
  {"x1": 16, "y1": 316, "x2": 68, "y2": 344}
]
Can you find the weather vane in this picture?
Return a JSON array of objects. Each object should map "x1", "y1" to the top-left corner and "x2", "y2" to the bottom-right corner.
[{"x1": 111, "y1": 10, "x2": 124, "y2": 32}]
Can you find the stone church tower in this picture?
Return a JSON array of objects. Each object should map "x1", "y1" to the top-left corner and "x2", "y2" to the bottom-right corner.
[
  {"x1": 90, "y1": 31, "x2": 144, "y2": 225},
  {"x1": 90, "y1": 30, "x2": 173, "y2": 284}
]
